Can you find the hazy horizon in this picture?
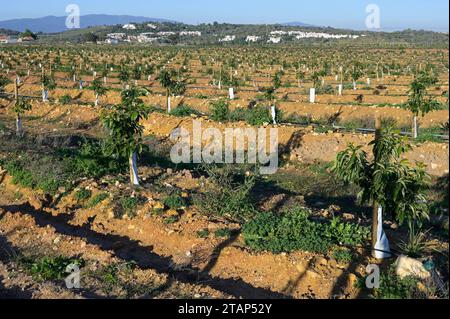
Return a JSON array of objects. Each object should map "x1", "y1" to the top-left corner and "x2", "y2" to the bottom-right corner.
[{"x1": 0, "y1": 0, "x2": 448, "y2": 32}]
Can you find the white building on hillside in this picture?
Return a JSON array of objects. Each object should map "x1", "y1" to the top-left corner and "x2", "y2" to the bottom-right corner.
[
  {"x1": 180, "y1": 31, "x2": 202, "y2": 36},
  {"x1": 267, "y1": 37, "x2": 281, "y2": 44},
  {"x1": 245, "y1": 35, "x2": 261, "y2": 42},
  {"x1": 122, "y1": 24, "x2": 137, "y2": 30},
  {"x1": 220, "y1": 35, "x2": 236, "y2": 42}
]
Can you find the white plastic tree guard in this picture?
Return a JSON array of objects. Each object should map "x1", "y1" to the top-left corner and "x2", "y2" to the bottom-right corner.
[
  {"x1": 338, "y1": 84, "x2": 343, "y2": 96},
  {"x1": 229, "y1": 87, "x2": 235, "y2": 100},
  {"x1": 129, "y1": 152, "x2": 139, "y2": 186},
  {"x1": 374, "y1": 206, "x2": 392, "y2": 259},
  {"x1": 271, "y1": 106, "x2": 277, "y2": 125},
  {"x1": 167, "y1": 96, "x2": 171, "y2": 113},
  {"x1": 309, "y1": 88, "x2": 316, "y2": 103}
]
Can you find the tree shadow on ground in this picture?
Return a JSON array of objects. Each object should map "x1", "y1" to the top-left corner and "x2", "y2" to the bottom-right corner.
[{"x1": 1, "y1": 203, "x2": 291, "y2": 299}]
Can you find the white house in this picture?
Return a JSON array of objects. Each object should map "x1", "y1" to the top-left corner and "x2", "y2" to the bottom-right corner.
[
  {"x1": 157, "y1": 31, "x2": 176, "y2": 36},
  {"x1": 267, "y1": 37, "x2": 281, "y2": 44},
  {"x1": 147, "y1": 23, "x2": 158, "y2": 29},
  {"x1": 219, "y1": 35, "x2": 236, "y2": 42},
  {"x1": 122, "y1": 24, "x2": 137, "y2": 30},
  {"x1": 245, "y1": 35, "x2": 261, "y2": 42},
  {"x1": 180, "y1": 31, "x2": 202, "y2": 36}
]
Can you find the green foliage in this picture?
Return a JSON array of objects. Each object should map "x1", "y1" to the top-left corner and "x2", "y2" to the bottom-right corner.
[
  {"x1": 209, "y1": 99, "x2": 230, "y2": 122},
  {"x1": 42, "y1": 74, "x2": 56, "y2": 90},
  {"x1": 332, "y1": 248, "x2": 354, "y2": 263},
  {"x1": 91, "y1": 77, "x2": 108, "y2": 97},
  {"x1": 332, "y1": 125, "x2": 430, "y2": 225},
  {"x1": 4, "y1": 158, "x2": 66, "y2": 195},
  {"x1": 325, "y1": 217, "x2": 370, "y2": 246},
  {"x1": 20, "y1": 29, "x2": 37, "y2": 40},
  {"x1": 23, "y1": 256, "x2": 84, "y2": 281},
  {"x1": 196, "y1": 229, "x2": 210, "y2": 238},
  {"x1": 163, "y1": 193, "x2": 186, "y2": 210},
  {"x1": 243, "y1": 208, "x2": 331, "y2": 254},
  {"x1": 60, "y1": 140, "x2": 127, "y2": 178},
  {"x1": 0, "y1": 75, "x2": 12, "y2": 91},
  {"x1": 194, "y1": 164, "x2": 259, "y2": 223},
  {"x1": 246, "y1": 105, "x2": 272, "y2": 126},
  {"x1": 371, "y1": 268, "x2": 423, "y2": 299},
  {"x1": 399, "y1": 224, "x2": 432, "y2": 258},
  {"x1": 75, "y1": 188, "x2": 92, "y2": 202},
  {"x1": 101, "y1": 87, "x2": 150, "y2": 159},
  {"x1": 59, "y1": 94, "x2": 72, "y2": 105},
  {"x1": 157, "y1": 69, "x2": 187, "y2": 96},
  {"x1": 214, "y1": 228, "x2": 232, "y2": 238},
  {"x1": 169, "y1": 105, "x2": 199, "y2": 117},
  {"x1": 243, "y1": 207, "x2": 370, "y2": 254},
  {"x1": 119, "y1": 197, "x2": 140, "y2": 218},
  {"x1": 12, "y1": 97, "x2": 32, "y2": 115},
  {"x1": 87, "y1": 193, "x2": 109, "y2": 208},
  {"x1": 406, "y1": 70, "x2": 439, "y2": 117}
]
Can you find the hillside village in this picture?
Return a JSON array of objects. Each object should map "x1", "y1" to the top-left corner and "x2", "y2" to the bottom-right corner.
[{"x1": 103, "y1": 23, "x2": 364, "y2": 44}]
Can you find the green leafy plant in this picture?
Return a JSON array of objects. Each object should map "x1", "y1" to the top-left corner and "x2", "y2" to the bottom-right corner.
[
  {"x1": 75, "y1": 188, "x2": 92, "y2": 202},
  {"x1": 194, "y1": 164, "x2": 259, "y2": 223},
  {"x1": 101, "y1": 87, "x2": 150, "y2": 186},
  {"x1": 59, "y1": 94, "x2": 72, "y2": 105},
  {"x1": 332, "y1": 248, "x2": 354, "y2": 263},
  {"x1": 209, "y1": 99, "x2": 230, "y2": 122},
  {"x1": 214, "y1": 228, "x2": 232, "y2": 238},
  {"x1": 163, "y1": 193, "x2": 186, "y2": 210},
  {"x1": 406, "y1": 70, "x2": 439, "y2": 138},
  {"x1": 23, "y1": 256, "x2": 84, "y2": 281},
  {"x1": 332, "y1": 124, "x2": 430, "y2": 226},
  {"x1": 170, "y1": 105, "x2": 199, "y2": 117},
  {"x1": 87, "y1": 193, "x2": 109, "y2": 208}
]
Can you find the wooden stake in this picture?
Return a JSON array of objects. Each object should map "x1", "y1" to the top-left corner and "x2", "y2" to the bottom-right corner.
[{"x1": 371, "y1": 116, "x2": 382, "y2": 258}]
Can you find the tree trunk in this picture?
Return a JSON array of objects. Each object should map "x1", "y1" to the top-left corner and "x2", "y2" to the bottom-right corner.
[
  {"x1": 95, "y1": 94, "x2": 99, "y2": 107},
  {"x1": 413, "y1": 115, "x2": 418, "y2": 139},
  {"x1": 16, "y1": 113, "x2": 23, "y2": 137},
  {"x1": 129, "y1": 152, "x2": 139, "y2": 186}
]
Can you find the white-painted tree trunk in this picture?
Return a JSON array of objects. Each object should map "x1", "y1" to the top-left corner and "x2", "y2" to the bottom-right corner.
[
  {"x1": 95, "y1": 94, "x2": 99, "y2": 107},
  {"x1": 374, "y1": 206, "x2": 391, "y2": 259},
  {"x1": 16, "y1": 114, "x2": 23, "y2": 137},
  {"x1": 413, "y1": 115, "x2": 418, "y2": 139},
  {"x1": 353, "y1": 81, "x2": 357, "y2": 90},
  {"x1": 271, "y1": 106, "x2": 277, "y2": 125},
  {"x1": 338, "y1": 84, "x2": 343, "y2": 96},
  {"x1": 229, "y1": 87, "x2": 234, "y2": 100},
  {"x1": 129, "y1": 152, "x2": 139, "y2": 186},
  {"x1": 309, "y1": 88, "x2": 316, "y2": 103},
  {"x1": 167, "y1": 96, "x2": 171, "y2": 113},
  {"x1": 42, "y1": 90, "x2": 48, "y2": 102}
]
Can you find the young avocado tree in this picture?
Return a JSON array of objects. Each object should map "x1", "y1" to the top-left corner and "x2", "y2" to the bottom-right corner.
[
  {"x1": 406, "y1": 70, "x2": 439, "y2": 139},
  {"x1": 332, "y1": 120, "x2": 430, "y2": 259},
  {"x1": 41, "y1": 73, "x2": 56, "y2": 102},
  {"x1": 349, "y1": 63, "x2": 364, "y2": 90},
  {"x1": 101, "y1": 87, "x2": 150, "y2": 186},
  {"x1": 13, "y1": 97, "x2": 32, "y2": 137},
  {"x1": 91, "y1": 77, "x2": 108, "y2": 106},
  {"x1": 157, "y1": 69, "x2": 187, "y2": 113}
]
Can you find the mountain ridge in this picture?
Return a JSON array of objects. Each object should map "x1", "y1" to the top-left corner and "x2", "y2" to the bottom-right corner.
[{"x1": 0, "y1": 14, "x2": 176, "y2": 33}]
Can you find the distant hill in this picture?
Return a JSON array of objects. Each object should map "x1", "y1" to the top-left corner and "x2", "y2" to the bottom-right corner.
[
  {"x1": 0, "y1": 15, "x2": 176, "y2": 33},
  {"x1": 282, "y1": 22, "x2": 315, "y2": 27}
]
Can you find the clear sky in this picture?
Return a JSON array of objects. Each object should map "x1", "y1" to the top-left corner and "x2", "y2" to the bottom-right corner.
[{"x1": 1, "y1": 0, "x2": 448, "y2": 31}]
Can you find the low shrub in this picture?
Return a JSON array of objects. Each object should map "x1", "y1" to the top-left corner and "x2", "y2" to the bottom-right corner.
[
  {"x1": 22, "y1": 256, "x2": 85, "y2": 281},
  {"x1": 170, "y1": 105, "x2": 200, "y2": 117},
  {"x1": 243, "y1": 207, "x2": 370, "y2": 254},
  {"x1": 163, "y1": 193, "x2": 186, "y2": 210},
  {"x1": 194, "y1": 164, "x2": 259, "y2": 223},
  {"x1": 209, "y1": 99, "x2": 230, "y2": 122}
]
